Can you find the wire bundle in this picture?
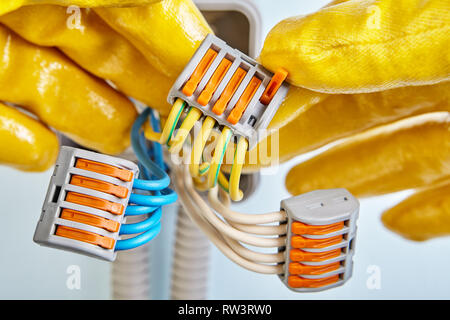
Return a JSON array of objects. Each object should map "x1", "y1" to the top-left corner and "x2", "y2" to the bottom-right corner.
[
  {"x1": 142, "y1": 104, "x2": 288, "y2": 274},
  {"x1": 129, "y1": 36, "x2": 292, "y2": 284},
  {"x1": 115, "y1": 108, "x2": 177, "y2": 251},
  {"x1": 144, "y1": 98, "x2": 247, "y2": 201},
  {"x1": 173, "y1": 161, "x2": 287, "y2": 275}
]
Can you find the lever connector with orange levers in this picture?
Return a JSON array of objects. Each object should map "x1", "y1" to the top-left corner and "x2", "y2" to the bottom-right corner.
[
  {"x1": 145, "y1": 34, "x2": 290, "y2": 201},
  {"x1": 279, "y1": 189, "x2": 359, "y2": 292},
  {"x1": 168, "y1": 33, "x2": 289, "y2": 150},
  {"x1": 34, "y1": 139, "x2": 176, "y2": 261}
]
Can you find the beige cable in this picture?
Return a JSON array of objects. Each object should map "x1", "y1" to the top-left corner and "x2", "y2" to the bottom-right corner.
[
  {"x1": 208, "y1": 186, "x2": 287, "y2": 225},
  {"x1": 173, "y1": 164, "x2": 284, "y2": 274},
  {"x1": 227, "y1": 221, "x2": 287, "y2": 236},
  {"x1": 182, "y1": 165, "x2": 286, "y2": 248}
]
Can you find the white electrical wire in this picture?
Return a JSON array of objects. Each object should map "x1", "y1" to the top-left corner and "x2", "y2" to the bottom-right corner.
[
  {"x1": 208, "y1": 186, "x2": 287, "y2": 225},
  {"x1": 173, "y1": 163, "x2": 285, "y2": 275},
  {"x1": 222, "y1": 235, "x2": 285, "y2": 263},
  {"x1": 181, "y1": 167, "x2": 286, "y2": 248},
  {"x1": 227, "y1": 221, "x2": 287, "y2": 236},
  {"x1": 211, "y1": 186, "x2": 287, "y2": 236}
]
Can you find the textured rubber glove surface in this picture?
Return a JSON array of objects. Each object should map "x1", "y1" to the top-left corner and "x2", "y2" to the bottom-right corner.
[
  {"x1": 95, "y1": 0, "x2": 212, "y2": 78},
  {"x1": 0, "y1": 0, "x2": 211, "y2": 171},
  {"x1": 285, "y1": 112, "x2": 450, "y2": 197},
  {"x1": 0, "y1": 5, "x2": 172, "y2": 114},
  {"x1": 0, "y1": 25, "x2": 137, "y2": 157},
  {"x1": 260, "y1": 0, "x2": 449, "y2": 93},
  {"x1": 383, "y1": 180, "x2": 450, "y2": 241},
  {"x1": 0, "y1": 103, "x2": 58, "y2": 171},
  {"x1": 0, "y1": 0, "x2": 161, "y2": 15},
  {"x1": 244, "y1": 82, "x2": 449, "y2": 170}
]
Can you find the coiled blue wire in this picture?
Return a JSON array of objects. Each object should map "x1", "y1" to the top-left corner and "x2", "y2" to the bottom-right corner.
[
  {"x1": 115, "y1": 108, "x2": 176, "y2": 251},
  {"x1": 124, "y1": 205, "x2": 158, "y2": 216},
  {"x1": 119, "y1": 207, "x2": 162, "y2": 235},
  {"x1": 129, "y1": 189, "x2": 177, "y2": 207},
  {"x1": 114, "y1": 222, "x2": 161, "y2": 251}
]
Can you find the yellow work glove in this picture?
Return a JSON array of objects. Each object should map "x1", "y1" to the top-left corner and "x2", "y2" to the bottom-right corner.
[
  {"x1": 0, "y1": 0, "x2": 211, "y2": 171},
  {"x1": 0, "y1": 1, "x2": 161, "y2": 16},
  {"x1": 249, "y1": 0, "x2": 449, "y2": 241}
]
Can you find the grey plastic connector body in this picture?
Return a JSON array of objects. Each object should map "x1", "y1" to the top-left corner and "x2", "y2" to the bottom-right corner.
[
  {"x1": 167, "y1": 33, "x2": 289, "y2": 150},
  {"x1": 33, "y1": 146, "x2": 139, "y2": 261},
  {"x1": 279, "y1": 189, "x2": 359, "y2": 292}
]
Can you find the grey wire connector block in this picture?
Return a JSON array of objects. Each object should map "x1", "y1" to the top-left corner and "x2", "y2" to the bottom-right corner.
[
  {"x1": 33, "y1": 146, "x2": 139, "y2": 261},
  {"x1": 167, "y1": 33, "x2": 289, "y2": 150},
  {"x1": 279, "y1": 189, "x2": 359, "y2": 292}
]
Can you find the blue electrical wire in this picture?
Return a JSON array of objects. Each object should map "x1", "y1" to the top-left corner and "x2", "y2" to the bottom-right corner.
[
  {"x1": 129, "y1": 189, "x2": 177, "y2": 207},
  {"x1": 115, "y1": 107, "x2": 177, "y2": 251},
  {"x1": 138, "y1": 153, "x2": 152, "y2": 181},
  {"x1": 149, "y1": 109, "x2": 165, "y2": 170},
  {"x1": 114, "y1": 222, "x2": 162, "y2": 251},
  {"x1": 132, "y1": 178, "x2": 171, "y2": 192},
  {"x1": 125, "y1": 205, "x2": 158, "y2": 216},
  {"x1": 129, "y1": 108, "x2": 170, "y2": 191},
  {"x1": 119, "y1": 207, "x2": 162, "y2": 235}
]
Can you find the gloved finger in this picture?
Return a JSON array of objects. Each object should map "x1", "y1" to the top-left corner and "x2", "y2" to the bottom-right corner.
[
  {"x1": 0, "y1": 24, "x2": 137, "y2": 155},
  {"x1": 0, "y1": 5, "x2": 172, "y2": 115},
  {"x1": 260, "y1": 0, "x2": 450, "y2": 93},
  {"x1": 284, "y1": 112, "x2": 450, "y2": 197},
  {"x1": 220, "y1": 87, "x2": 327, "y2": 169},
  {"x1": 243, "y1": 82, "x2": 449, "y2": 171},
  {"x1": 268, "y1": 87, "x2": 327, "y2": 131},
  {"x1": 382, "y1": 179, "x2": 450, "y2": 241},
  {"x1": 0, "y1": 103, "x2": 58, "y2": 171},
  {"x1": 1, "y1": 0, "x2": 161, "y2": 15},
  {"x1": 95, "y1": 0, "x2": 212, "y2": 78}
]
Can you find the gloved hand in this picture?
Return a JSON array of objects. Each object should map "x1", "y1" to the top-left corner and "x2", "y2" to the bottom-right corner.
[
  {"x1": 3, "y1": 0, "x2": 448, "y2": 243},
  {"x1": 0, "y1": 0, "x2": 211, "y2": 171},
  {"x1": 247, "y1": 0, "x2": 449, "y2": 241}
]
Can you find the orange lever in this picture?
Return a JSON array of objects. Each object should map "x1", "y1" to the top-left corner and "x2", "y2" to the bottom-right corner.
[
  {"x1": 60, "y1": 209, "x2": 120, "y2": 233},
  {"x1": 182, "y1": 48, "x2": 217, "y2": 96},
  {"x1": 292, "y1": 221, "x2": 344, "y2": 236},
  {"x1": 65, "y1": 192, "x2": 124, "y2": 215},
  {"x1": 259, "y1": 68, "x2": 288, "y2": 105},
  {"x1": 55, "y1": 225, "x2": 115, "y2": 249},
  {"x1": 227, "y1": 76, "x2": 261, "y2": 125},
  {"x1": 75, "y1": 159, "x2": 133, "y2": 182},
  {"x1": 290, "y1": 248, "x2": 341, "y2": 262},
  {"x1": 212, "y1": 67, "x2": 247, "y2": 115},
  {"x1": 197, "y1": 58, "x2": 232, "y2": 106},
  {"x1": 289, "y1": 262, "x2": 340, "y2": 276},
  {"x1": 70, "y1": 175, "x2": 128, "y2": 198},
  {"x1": 291, "y1": 235, "x2": 343, "y2": 249},
  {"x1": 288, "y1": 275, "x2": 339, "y2": 289},
  {"x1": 55, "y1": 226, "x2": 115, "y2": 249}
]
